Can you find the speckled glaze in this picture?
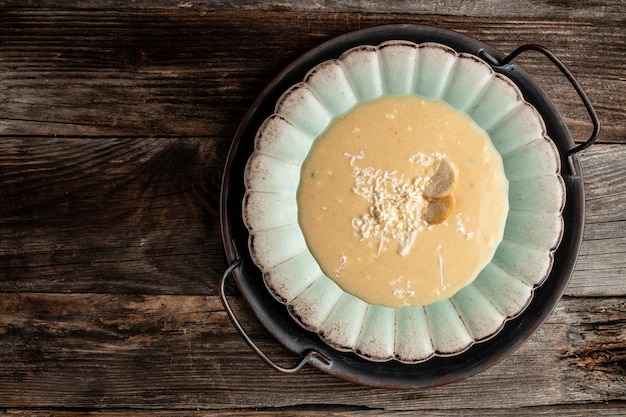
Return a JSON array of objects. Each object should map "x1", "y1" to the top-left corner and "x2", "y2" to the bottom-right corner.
[{"x1": 242, "y1": 41, "x2": 565, "y2": 363}]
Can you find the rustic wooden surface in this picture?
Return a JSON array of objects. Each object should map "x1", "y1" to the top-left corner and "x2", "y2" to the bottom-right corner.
[{"x1": 0, "y1": 1, "x2": 625, "y2": 415}]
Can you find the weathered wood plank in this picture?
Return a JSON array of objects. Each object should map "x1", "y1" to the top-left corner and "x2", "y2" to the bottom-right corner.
[
  {"x1": 1, "y1": 0, "x2": 625, "y2": 22},
  {"x1": 0, "y1": 11, "x2": 622, "y2": 142},
  {"x1": 569, "y1": 144, "x2": 626, "y2": 296},
  {"x1": 2, "y1": 403, "x2": 626, "y2": 417},
  {"x1": 0, "y1": 293, "x2": 623, "y2": 409},
  {"x1": 0, "y1": 4, "x2": 623, "y2": 417},
  {"x1": 561, "y1": 297, "x2": 626, "y2": 400},
  {"x1": 0, "y1": 137, "x2": 229, "y2": 294},
  {"x1": 0, "y1": 140, "x2": 624, "y2": 296}
]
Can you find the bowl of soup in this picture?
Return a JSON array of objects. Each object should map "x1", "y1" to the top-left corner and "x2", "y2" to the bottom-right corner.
[{"x1": 221, "y1": 24, "x2": 592, "y2": 387}]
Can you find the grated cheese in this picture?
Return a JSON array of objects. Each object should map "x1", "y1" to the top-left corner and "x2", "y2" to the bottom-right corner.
[
  {"x1": 389, "y1": 276, "x2": 416, "y2": 306},
  {"x1": 333, "y1": 254, "x2": 348, "y2": 278},
  {"x1": 455, "y1": 213, "x2": 474, "y2": 240},
  {"x1": 345, "y1": 151, "x2": 454, "y2": 256}
]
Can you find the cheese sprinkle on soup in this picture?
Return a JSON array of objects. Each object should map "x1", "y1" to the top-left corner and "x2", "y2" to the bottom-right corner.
[{"x1": 297, "y1": 95, "x2": 509, "y2": 308}]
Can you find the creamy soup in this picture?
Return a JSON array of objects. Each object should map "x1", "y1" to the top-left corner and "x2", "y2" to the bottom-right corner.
[{"x1": 297, "y1": 95, "x2": 509, "y2": 308}]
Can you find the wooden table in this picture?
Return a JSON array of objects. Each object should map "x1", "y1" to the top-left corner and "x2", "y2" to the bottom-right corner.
[{"x1": 1, "y1": 2, "x2": 624, "y2": 415}]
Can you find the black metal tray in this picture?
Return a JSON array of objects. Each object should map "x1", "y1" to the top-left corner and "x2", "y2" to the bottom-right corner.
[{"x1": 219, "y1": 24, "x2": 598, "y2": 388}]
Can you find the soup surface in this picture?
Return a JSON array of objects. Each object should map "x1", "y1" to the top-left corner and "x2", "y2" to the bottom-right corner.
[{"x1": 297, "y1": 94, "x2": 509, "y2": 308}]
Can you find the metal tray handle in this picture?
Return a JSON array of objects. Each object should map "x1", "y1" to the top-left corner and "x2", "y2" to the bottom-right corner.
[
  {"x1": 479, "y1": 44, "x2": 600, "y2": 174},
  {"x1": 219, "y1": 258, "x2": 331, "y2": 374}
]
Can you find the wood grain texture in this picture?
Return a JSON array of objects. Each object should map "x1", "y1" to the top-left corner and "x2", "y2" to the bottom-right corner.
[
  {"x1": 0, "y1": 141, "x2": 625, "y2": 296},
  {"x1": 0, "y1": 5, "x2": 624, "y2": 416},
  {"x1": 0, "y1": 293, "x2": 624, "y2": 411},
  {"x1": 3, "y1": 407, "x2": 626, "y2": 417},
  {"x1": 0, "y1": 138, "x2": 229, "y2": 294},
  {"x1": 1, "y1": 0, "x2": 625, "y2": 21},
  {"x1": 570, "y1": 144, "x2": 626, "y2": 296},
  {"x1": 0, "y1": 10, "x2": 623, "y2": 142}
]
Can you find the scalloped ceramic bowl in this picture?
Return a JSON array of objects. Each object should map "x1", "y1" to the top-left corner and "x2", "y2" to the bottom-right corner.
[{"x1": 242, "y1": 40, "x2": 565, "y2": 362}]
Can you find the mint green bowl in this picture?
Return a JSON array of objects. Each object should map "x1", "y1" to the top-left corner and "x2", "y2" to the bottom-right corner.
[{"x1": 242, "y1": 41, "x2": 564, "y2": 362}]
